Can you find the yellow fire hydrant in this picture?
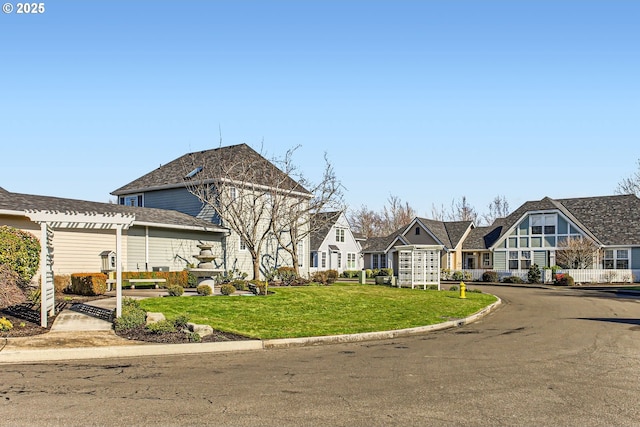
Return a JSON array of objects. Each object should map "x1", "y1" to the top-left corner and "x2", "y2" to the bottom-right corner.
[{"x1": 459, "y1": 281, "x2": 466, "y2": 299}]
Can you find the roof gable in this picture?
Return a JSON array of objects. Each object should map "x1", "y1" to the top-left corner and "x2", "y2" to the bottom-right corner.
[{"x1": 470, "y1": 194, "x2": 640, "y2": 250}]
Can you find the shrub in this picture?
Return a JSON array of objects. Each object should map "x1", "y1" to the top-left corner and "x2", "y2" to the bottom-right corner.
[
  {"x1": 54, "y1": 274, "x2": 71, "y2": 293},
  {"x1": 220, "y1": 284, "x2": 236, "y2": 295},
  {"x1": 27, "y1": 288, "x2": 41, "y2": 304},
  {"x1": 482, "y1": 271, "x2": 499, "y2": 283},
  {"x1": 187, "y1": 331, "x2": 202, "y2": 342},
  {"x1": 326, "y1": 270, "x2": 338, "y2": 283},
  {"x1": 249, "y1": 279, "x2": 267, "y2": 295},
  {"x1": 364, "y1": 269, "x2": 374, "y2": 278},
  {"x1": 167, "y1": 285, "x2": 184, "y2": 296},
  {"x1": 231, "y1": 279, "x2": 247, "y2": 291},
  {"x1": 173, "y1": 314, "x2": 190, "y2": 329},
  {"x1": 556, "y1": 274, "x2": 575, "y2": 286},
  {"x1": 527, "y1": 264, "x2": 541, "y2": 284},
  {"x1": 502, "y1": 276, "x2": 523, "y2": 284},
  {"x1": 114, "y1": 298, "x2": 146, "y2": 332},
  {"x1": 186, "y1": 270, "x2": 198, "y2": 288},
  {"x1": 440, "y1": 268, "x2": 452, "y2": 280},
  {"x1": 451, "y1": 271, "x2": 464, "y2": 281},
  {"x1": 449, "y1": 285, "x2": 458, "y2": 291},
  {"x1": 146, "y1": 319, "x2": 177, "y2": 334},
  {"x1": 426, "y1": 285, "x2": 439, "y2": 290},
  {"x1": 0, "y1": 226, "x2": 40, "y2": 285},
  {"x1": 0, "y1": 264, "x2": 27, "y2": 307},
  {"x1": 0, "y1": 317, "x2": 13, "y2": 333},
  {"x1": 277, "y1": 266, "x2": 298, "y2": 286},
  {"x1": 342, "y1": 270, "x2": 359, "y2": 278},
  {"x1": 196, "y1": 284, "x2": 212, "y2": 296},
  {"x1": 70, "y1": 273, "x2": 107, "y2": 296}
]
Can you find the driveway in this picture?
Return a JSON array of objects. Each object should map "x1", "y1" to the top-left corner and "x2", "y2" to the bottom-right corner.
[{"x1": 1, "y1": 285, "x2": 639, "y2": 426}]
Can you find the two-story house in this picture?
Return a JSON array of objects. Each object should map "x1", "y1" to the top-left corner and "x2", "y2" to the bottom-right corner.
[
  {"x1": 111, "y1": 144, "x2": 313, "y2": 280},
  {"x1": 309, "y1": 211, "x2": 362, "y2": 274}
]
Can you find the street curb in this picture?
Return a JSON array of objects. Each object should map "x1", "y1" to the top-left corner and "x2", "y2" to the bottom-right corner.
[
  {"x1": 0, "y1": 340, "x2": 264, "y2": 364},
  {"x1": 264, "y1": 297, "x2": 502, "y2": 349},
  {"x1": 0, "y1": 297, "x2": 502, "y2": 364}
]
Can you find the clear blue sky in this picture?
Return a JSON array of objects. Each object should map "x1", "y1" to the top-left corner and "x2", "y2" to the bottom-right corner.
[{"x1": 1, "y1": 1, "x2": 638, "y2": 218}]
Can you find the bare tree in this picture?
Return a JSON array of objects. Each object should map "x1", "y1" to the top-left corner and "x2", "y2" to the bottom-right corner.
[
  {"x1": 481, "y1": 195, "x2": 510, "y2": 226},
  {"x1": 379, "y1": 195, "x2": 416, "y2": 236},
  {"x1": 431, "y1": 196, "x2": 478, "y2": 223},
  {"x1": 183, "y1": 143, "x2": 310, "y2": 280},
  {"x1": 269, "y1": 148, "x2": 345, "y2": 275},
  {"x1": 348, "y1": 205, "x2": 382, "y2": 238},
  {"x1": 616, "y1": 159, "x2": 640, "y2": 197},
  {"x1": 556, "y1": 236, "x2": 600, "y2": 269}
]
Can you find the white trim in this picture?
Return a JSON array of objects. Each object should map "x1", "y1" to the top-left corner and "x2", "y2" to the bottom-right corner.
[{"x1": 132, "y1": 221, "x2": 227, "y2": 233}]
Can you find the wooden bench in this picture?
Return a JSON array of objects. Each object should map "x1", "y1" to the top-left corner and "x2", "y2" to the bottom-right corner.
[{"x1": 128, "y1": 278, "x2": 167, "y2": 289}]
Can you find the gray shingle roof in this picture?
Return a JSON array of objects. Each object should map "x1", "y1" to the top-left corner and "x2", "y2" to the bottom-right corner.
[
  {"x1": 111, "y1": 143, "x2": 311, "y2": 196},
  {"x1": 310, "y1": 211, "x2": 342, "y2": 250},
  {"x1": 361, "y1": 219, "x2": 472, "y2": 252},
  {"x1": 0, "y1": 189, "x2": 226, "y2": 232},
  {"x1": 463, "y1": 194, "x2": 640, "y2": 249}
]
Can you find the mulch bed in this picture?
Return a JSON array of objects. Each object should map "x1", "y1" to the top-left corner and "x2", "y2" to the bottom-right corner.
[
  {"x1": 115, "y1": 327, "x2": 253, "y2": 344},
  {"x1": 1, "y1": 293, "x2": 253, "y2": 344}
]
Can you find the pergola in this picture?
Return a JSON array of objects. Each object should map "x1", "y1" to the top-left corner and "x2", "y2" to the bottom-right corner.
[{"x1": 25, "y1": 210, "x2": 135, "y2": 327}]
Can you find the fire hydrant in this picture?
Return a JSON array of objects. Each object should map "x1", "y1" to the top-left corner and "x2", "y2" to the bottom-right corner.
[{"x1": 459, "y1": 281, "x2": 466, "y2": 299}]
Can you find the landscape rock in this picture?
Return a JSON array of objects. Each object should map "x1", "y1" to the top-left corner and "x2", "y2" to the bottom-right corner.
[
  {"x1": 187, "y1": 322, "x2": 214, "y2": 338},
  {"x1": 145, "y1": 312, "x2": 166, "y2": 325}
]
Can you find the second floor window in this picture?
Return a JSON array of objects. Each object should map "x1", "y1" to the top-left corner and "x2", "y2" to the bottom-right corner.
[
  {"x1": 336, "y1": 228, "x2": 345, "y2": 242},
  {"x1": 121, "y1": 194, "x2": 143, "y2": 207}
]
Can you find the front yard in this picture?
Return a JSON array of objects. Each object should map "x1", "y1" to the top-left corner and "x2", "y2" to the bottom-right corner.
[{"x1": 138, "y1": 283, "x2": 497, "y2": 339}]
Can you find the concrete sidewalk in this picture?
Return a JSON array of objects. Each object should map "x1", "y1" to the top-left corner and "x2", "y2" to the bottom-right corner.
[{"x1": 0, "y1": 292, "x2": 503, "y2": 365}]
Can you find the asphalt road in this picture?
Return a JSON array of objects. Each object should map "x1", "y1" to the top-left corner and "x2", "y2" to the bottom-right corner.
[{"x1": 1, "y1": 285, "x2": 639, "y2": 426}]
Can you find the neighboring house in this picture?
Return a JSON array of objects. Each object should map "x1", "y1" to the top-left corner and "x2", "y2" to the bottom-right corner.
[
  {"x1": 0, "y1": 186, "x2": 230, "y2": 325},
  {"x1": 461, "y1": 195, "x2": 640, "y2": 282},
  {"x1": 111, "y1": 143, "x2": 312, "y2": 279},
  {"x1": 0, "y1": 187, "x2": 228, "y2": 275},
  {"x1": 361, "y1": 218, "x2": 473, "y2": 287},
  {"x1": 309, "y1": 211, "x2": 362, "y2": 274}
]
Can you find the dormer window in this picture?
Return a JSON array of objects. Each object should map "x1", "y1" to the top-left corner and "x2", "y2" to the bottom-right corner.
[
  {"x1": 415, "y1": 227, "x2": 420, "y2": 235},
  {"x1": 120, "y1": 194, "x2": 143, "y2": 207},
  {"x1": 184, "y1": 166, "x2": 203, "y2": 179}
]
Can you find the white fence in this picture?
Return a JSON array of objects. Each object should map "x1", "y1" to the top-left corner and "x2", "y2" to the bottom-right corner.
[{"x1": 460, "y1": 269, "x2": 640, "y2": 284}]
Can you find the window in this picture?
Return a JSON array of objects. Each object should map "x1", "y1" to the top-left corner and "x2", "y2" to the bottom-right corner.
[
  {"x1": 380, "y1": 254, "x2": 387, "y2": 268},
  {"x1": 508, "y1": 251, "x2": 519, "y2": 269},
  {"x1": 617, "y1": 250, "x2": 629, "y2": 269},
  {"x1": 239, "y1": 238, "x2": 246, "y2": 251},
  {"x1": 372, "y1": 253, "x2": 386, "y2": 269},
  {"x1": 311, "y1": 252, "x2": 318, "y2": 268},
  {"x1": 321, "y1": 252, "x2": 327, "y2": 268},
  {"x1": 229, "y1": 187, "x2": 237, "y2": 200},
  {"x1": 337, "y1": 252, "x2": 342, "y2": 268},
  {"x1": 415, "y1": 227, "x2": 420, "y2": 235},
  {"x1": 372, "y1": 254, "x2": 379, "y2": 269},
  {"x1": 121, "y1": 194, "x2": 143, "y2": 207},
  {"x1": 336, "y1": 228, "x2": 345, "y2": 242},
  {"x1": 482, "y1": 253, "x2": 491, "y2": 267},
  {"x1": 604, "y1": 249, "x2": 629, "y2": 269},
  {"x1": 531, "y1": 214, "x2": 556, "y2": 235},
  {"x1": 347, "y1": 253, "x2": 356, "y2": 269},
  {"x1": 520, "y1": 251, "x2": 531, "y2": 269}
]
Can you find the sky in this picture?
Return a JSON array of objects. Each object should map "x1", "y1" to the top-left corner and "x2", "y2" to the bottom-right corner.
[{"x1": 1, "y1": 1, "x2": 638, "y2": 219}]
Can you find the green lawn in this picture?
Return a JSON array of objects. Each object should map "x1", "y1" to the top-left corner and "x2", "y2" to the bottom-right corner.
[{"x1": 138, "y1": 283, "x2": 497, "y2": 339}]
